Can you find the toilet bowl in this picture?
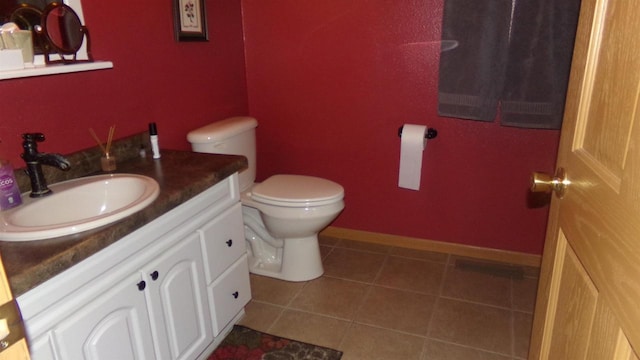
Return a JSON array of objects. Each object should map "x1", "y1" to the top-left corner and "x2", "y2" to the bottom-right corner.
[
  {"x1": 242, "y1": 175, "x2": 344, "y2": 281},
  {"x1": 187, "y1": 117, "x2": 345, "y2": 281}
]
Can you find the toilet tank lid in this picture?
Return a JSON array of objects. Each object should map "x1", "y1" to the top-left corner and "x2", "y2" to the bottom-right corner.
[{"x1": 187, "y1": 116, "x2": 258, "y2": 143}]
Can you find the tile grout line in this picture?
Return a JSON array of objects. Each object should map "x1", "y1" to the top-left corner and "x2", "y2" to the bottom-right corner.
[
  {"x1": 427, "y1": 338, "x2": 519, "y2": 359},
  {"x1": 331, "y1": 240, "x2": 358, "y2": 353},
  {"x1": 511, "y1": 275, "x2": 517, "y2": 358},
  {"x1": 422, "y1": 253, "x2": 452, "y2": 359},
  {"x1": 436, "y1": 294, "x2": 517, "y2": 311},
  {"x1": 267, "y1": 264, "x2": 318, "y2": 333},
  {"x1": 335, "y1": 244, "x2": 391, "y2": 353}
]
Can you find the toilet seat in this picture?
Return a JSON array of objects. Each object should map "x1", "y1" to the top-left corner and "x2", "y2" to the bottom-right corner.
[{"x1": 250, "y1": 175, "x2": 344, "y2": 207}]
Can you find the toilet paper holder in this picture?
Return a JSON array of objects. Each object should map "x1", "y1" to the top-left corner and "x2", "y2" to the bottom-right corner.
[{"x1": 398, "y1": 126, "x2": 438, "y2": 139}]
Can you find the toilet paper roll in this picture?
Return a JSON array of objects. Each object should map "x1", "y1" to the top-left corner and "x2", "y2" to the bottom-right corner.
[{"x1": 398, "y1": 124, "x2": 428, "y2": 190}]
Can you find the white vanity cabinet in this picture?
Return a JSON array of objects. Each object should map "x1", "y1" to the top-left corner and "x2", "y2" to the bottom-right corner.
[{"x1": 17, "y1": 173, "x2": 251, "y2": 360}]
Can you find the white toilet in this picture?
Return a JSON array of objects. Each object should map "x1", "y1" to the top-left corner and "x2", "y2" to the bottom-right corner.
[{"x1": 187, "y1": 116, "x2": 345, "y2": 281}]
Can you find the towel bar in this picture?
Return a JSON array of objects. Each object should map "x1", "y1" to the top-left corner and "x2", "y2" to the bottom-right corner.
[{"x1": 397, "y1": 126, "x2": 438, "y2": 139}]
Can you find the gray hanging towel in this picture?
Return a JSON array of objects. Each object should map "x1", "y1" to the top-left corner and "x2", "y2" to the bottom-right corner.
[
  {"x1": 437, "y1": 0, "x2": 513, "y2": 121},
  {"x1": 500, "y1": 0, "x2": 581, "y2": 129}
]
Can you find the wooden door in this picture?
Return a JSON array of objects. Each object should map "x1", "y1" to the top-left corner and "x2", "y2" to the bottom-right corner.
[
  {"x1": 529, "y1": 0, "x2": 640, "y2": 358},
  {"x1": 0, "y1": 254, "x2": 29, "y2": 360}
]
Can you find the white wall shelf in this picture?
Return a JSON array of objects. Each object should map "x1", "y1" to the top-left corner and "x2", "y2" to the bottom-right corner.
[{"x1": 0, "y1": 61, "x2": 113, "y2": 80}]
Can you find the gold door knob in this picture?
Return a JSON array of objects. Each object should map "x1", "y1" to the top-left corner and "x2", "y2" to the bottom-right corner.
[{"x1": 530, "y1": 168, "x2": 569, "y2": 198}]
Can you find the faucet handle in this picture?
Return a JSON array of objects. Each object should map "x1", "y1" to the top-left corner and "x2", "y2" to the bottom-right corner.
[
  {"x1": 22, "y1": 133, "x2": 46, "y2": 157},
  {"x1": 22, "y1": 133, "x2": 46, "y2": 143}
]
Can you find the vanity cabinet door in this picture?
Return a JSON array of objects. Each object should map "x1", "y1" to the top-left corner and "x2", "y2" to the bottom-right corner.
[
  {"x1": 51, "y1": 272, "x2": 156, "y2": 360},
  {"x1": 142, "y1": 233, "x2": 212, "y2": 360},
  {"x1": 29, "y1": 335, "x2": 55, "y2": 360}
]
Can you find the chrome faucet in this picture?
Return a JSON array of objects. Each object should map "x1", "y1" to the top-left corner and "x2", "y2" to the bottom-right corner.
[{"x1": 21, "y1": 133, "x2": 71, "y2": 198}]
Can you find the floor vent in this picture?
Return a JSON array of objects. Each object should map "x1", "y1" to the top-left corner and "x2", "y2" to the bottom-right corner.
[{"x1": 454, "y1": 259, "x2": 525, "y2": 279}]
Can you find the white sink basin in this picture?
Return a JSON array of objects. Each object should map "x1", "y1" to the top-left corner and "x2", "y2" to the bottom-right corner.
[{"x1": 0, "y1": 174, "x2": 160, "y2": 241}]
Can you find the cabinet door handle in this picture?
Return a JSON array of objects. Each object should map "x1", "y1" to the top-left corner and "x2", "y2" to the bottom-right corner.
[
  {"x1": 232, "y1": 291, "x2": 239, "y2": 299},
  {"x1": 150, "y1": 271, "x2": 159, "y2": 281},
  {"x1": 137, "y1": 281, "x2": 146, "y2": 291},
  {"x1": 226, "y1": 239, "x2": 233, "y2": 247}
]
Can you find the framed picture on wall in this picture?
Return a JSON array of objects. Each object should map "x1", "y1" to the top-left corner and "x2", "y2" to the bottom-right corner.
[{"x1": 174, "y1": 0, "x2": 208, "y2": 41}]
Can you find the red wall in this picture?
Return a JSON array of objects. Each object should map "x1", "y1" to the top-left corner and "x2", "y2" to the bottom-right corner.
[
  {"x1": 0, "y1": 0, "x2": 559, "y2": 255},
  {"x1": 242, "y1": 0, "x2": 560, "y2": 254},
  {"x1": 0, "y1": 0, "x2": 247, "y2": 166}
]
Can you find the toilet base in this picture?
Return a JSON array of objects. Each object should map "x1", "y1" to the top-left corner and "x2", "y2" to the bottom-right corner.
[{"x1": 247, "y1": 235, "x2": 324, "y2": 282}]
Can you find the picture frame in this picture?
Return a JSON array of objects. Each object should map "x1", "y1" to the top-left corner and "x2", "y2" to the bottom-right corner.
[{"x1": 174, "y1": 0, "x2": 208, "y2": 41}]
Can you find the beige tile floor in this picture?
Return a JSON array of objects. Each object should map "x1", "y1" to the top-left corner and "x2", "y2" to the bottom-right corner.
[{"x1": 239, "y1": 235, "x2": 539, "y2": 360}]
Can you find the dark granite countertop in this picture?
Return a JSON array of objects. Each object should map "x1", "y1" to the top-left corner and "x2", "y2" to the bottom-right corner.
[{"x1": 0, "y1": 133, "x2": 246, "y2": 297}]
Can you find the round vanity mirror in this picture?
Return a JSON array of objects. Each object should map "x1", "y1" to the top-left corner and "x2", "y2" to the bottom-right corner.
[
  {"x1": 37, "y1": 2, "x2": 92, "y2": 63},
  {"x1": 10, "y1": 4, "x2": 42, "y2": 32},
  {"x1": 9, "y1": 4, "x2": 43, "y2": 54}
]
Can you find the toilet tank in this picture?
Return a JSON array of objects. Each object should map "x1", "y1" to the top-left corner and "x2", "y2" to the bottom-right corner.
[{"x1": 187, "y1": 116, "x2": 258, "y2": 191}]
